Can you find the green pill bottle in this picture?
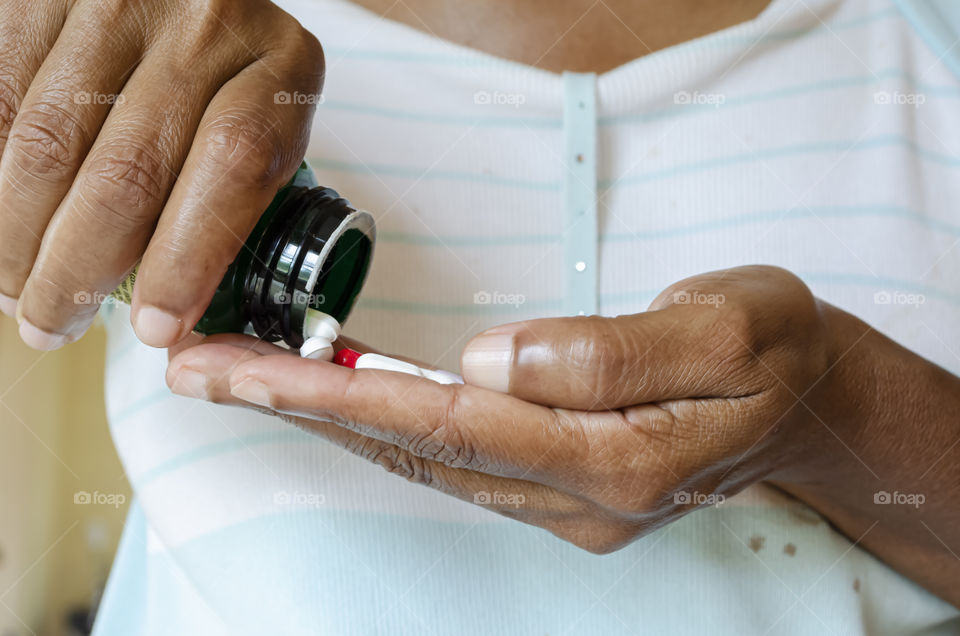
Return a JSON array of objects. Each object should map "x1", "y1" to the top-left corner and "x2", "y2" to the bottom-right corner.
[{"x1": 111, "y1": 163, "x2": 375, "y2": 348}]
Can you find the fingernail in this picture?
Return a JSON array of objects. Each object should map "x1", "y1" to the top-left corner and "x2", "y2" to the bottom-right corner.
[
  {"x1": 170, "y1": 369, "x2": 211, "y2": 400},
  {"x1": 134, "y1": 306, "x2": 183, "y2": 347},
  {"x1": 461, "y1": 333, "x2": 514, "y2": 392},
  {"x1": 0, "y1": 293, "x2": 17, "y2": 317},
  {"x1": 231, "y1": 378, "x2": 273, "y2": 407},
  {"x1": 18, "y1": 320, "x2": 70, "y2": 351}
]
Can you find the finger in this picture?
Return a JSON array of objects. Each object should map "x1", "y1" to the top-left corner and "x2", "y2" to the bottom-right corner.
[
  {"x1": 0, "y1": 3, "x2": 144, "y2": 328},
  {"x1": 0, "y1": 0, "x2": 70, "y2": 314},
  {"x1": 167, "y1": 341, "x2": 267, "y2": 400},
  {"x1": 167, "y1": 332, "x2": 296, "y2": 364},
  {"x1": 225, "y1": 354, "x2": 585, "y2": 486},
  {"x1": 15, "y1": 45, "x2": 250, "y2": 348},
  {"x1": 167, "y1": 332, "x2": 413, "y2": 367},
  {"x1": 131, "y1": 36, "x2": 324, "y2": 348},
  {"x1": 460, "y1": 299, "x2": 760, "y2": 411},
  {"x1": 167, "y1": 341, "x2": 583, "y2": 520}
]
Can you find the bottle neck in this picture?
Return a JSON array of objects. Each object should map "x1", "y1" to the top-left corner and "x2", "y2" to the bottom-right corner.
[{"x1": 243, "y1": 187, "x2": 374, "y2": 348}]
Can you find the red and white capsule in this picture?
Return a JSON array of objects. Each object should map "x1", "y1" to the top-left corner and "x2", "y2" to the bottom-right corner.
[{"x1": 334, "y1": 348, "x2": 463, "y2": 385}]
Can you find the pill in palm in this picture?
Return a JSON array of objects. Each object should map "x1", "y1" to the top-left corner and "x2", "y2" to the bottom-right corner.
[
  {"x1": 354, "y1": 353, "x2": 424, "y2": 376},
  {"x1": 299, "y1": 310, "x2": 341, "y2": 360},
  {"x1": 301, "y1": 337, "x2": 335, "y2": 361},
  {"x1": 420, "y1": 369, "x2": 464, "y2": 385},
  {"x1": 304, "y1": 309, "x2": 341, "y2": 341}
]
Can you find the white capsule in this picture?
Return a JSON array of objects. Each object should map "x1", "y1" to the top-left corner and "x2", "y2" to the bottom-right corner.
[
  {"x1": 420, "y1": 369, "x2": 465, "y2": 385},
  {"x1": 354, "y1": 353, "x2": 424, "y2": 376},
  {"x1": 304, "y1": 309, "x2": 341, "y2": 342},
  {"x1": 300, "y1": 337, "x2": 334, "y2": 361},
  {"x1": 353, "y1": 353, "x2": 464, "y2": 384}
]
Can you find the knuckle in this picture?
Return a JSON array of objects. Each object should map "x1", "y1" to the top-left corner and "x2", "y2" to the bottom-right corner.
[
  {"x1": 201, "y1": 113, "x2": 285, "y2": 191},
  {"x1": 282, "y1": 21, "x2": 325, "y2": 68},
  {"x1": 409, "y1": 424, "x2": 477, "y2": 470},
  {"x1": 0, "y1": 70, "x2": 23, "y2": 143},
  {"x1": 184, "y1": 0, "x2": 246, "y2": 54},
  {"x1": 99, "y1": 0, "x2": 138, "y2": 21},
  {"x1": 82, "y1": 142, "x2": 170, "y2": 230},
  {"x1": 393, "y1": 391, "x2": 472, "y2": 467},
  {"x1": 715, "y1": 302, "x2": 765, "y2": 359},
  {"x1": 193, "y1": 0, "x2": 248, "y2": 32},
  {"x1": 360, "y1": 441, "x2": 436, "y2": 488},
  {"x1": 553, "y1": 317, "x2": 629, "y2": 407},
  {"x1": 8, "y1": 100, "x2": 88, "y2": 177},
  {"x1": 420, "y1": 389, "x2": 478, "y2": 468}
]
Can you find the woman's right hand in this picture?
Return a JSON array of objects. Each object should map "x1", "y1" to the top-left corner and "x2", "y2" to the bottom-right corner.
[{"x1": 0, "y1": 0, "x2": 324, "y2": 350}]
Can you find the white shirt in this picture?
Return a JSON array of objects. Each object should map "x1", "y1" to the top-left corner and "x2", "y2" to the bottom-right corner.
[{"x1": 94, "y1": 0, "x2": 960, "y2": 633}]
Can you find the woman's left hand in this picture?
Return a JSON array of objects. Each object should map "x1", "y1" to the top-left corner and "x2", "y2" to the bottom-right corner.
[{"x1": 167, "y1": 265, "x2": 858, "y2": 553}]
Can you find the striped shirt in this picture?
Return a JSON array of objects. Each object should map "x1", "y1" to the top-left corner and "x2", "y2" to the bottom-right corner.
[{"x1": 95, "y1": 0, "x2": 960, "y2": 633}]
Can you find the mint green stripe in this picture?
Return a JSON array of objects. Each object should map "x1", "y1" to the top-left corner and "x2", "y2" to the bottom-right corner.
[
  {"x1": 133, "y1": 431, "x2": 319, "y2": 488},
  {"x1": 358, "y1": 274, "x2": 960, "y2": 316},
  {"x1": 323, "y1": 69, "x2": 958, "y2": 130},
  {"x1": 357, "y1": 297, "x2": 563, "y2": 315},
  {"x1": 310, "y1": 158, "x2": 562, "y2": 191},
  {"x1": 603, "y1": 204, "x2": 960, "y2": 240},
  {"x1": 599, "y1": 274, "x2": 960, "y2": 308},
  {"x1": 707, "y1": 6, "x2": 901, "y2": 44},
  {"x1": 598, "y1": 289, "x2": 662, "y2": 307},
  {"x1": 376, "y1": 205, "x2": 960, "y2": 248},
  {"x1": 894, "y1": 0, "x2": 960, "y2": 80},
  {"x1": 600, "y1": 68, "x2": 960, "y2": 126},
  {"x1": 312, "y1": 136, "x2": 958, "y2": 191},
  {"x1": 321, "y1": 99, "x2": 561, "y2": 129},
  {"x1": 378, "y1": 231, "x2": 561, "y2": 247},
  {"x1": 323, "y1": 48, "x2": 492, "y2": 66},
  {"x1": 110, "y1": 388, "x2": 173, "y2": 426},
  {"x1": 106, "y1": 336, "x2": 144, "y2": 365},
  {"x1": 797, "y1": 272, "x2": 960, "y2": 304},
  {"x1": 603, "y1": 135, "x2": 960, "y2": 189}
]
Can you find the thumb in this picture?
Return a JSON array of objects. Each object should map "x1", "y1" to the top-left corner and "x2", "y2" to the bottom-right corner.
[{"x1": 460, "y1": 308, "x2": 727, "y2": 410}]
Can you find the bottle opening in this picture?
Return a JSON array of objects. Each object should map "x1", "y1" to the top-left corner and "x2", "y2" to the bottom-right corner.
[{"x1": 310, "y1": 227, "x2": 373, "y2": 326}]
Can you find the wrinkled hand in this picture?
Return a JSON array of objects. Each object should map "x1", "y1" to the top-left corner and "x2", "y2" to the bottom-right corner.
[
  {"x1": 0, "y1": 0, "x2": 323, "y2": 349},
  {"x1": 168, "y1": 266, "x2": 852, "y2": 553}
]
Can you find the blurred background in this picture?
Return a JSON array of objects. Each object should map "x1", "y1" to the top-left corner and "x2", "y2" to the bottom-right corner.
[{"x1": 0, "y1": 319, "x2": 129, "y2": 636}]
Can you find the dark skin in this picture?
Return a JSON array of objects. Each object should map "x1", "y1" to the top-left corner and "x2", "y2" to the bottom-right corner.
[
  {"x1": 2, "y1": 0, "x2": 958, "y2": 610},
  {"x1": 169, "y1": 266, "x2": 960, "y2": 608}
]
